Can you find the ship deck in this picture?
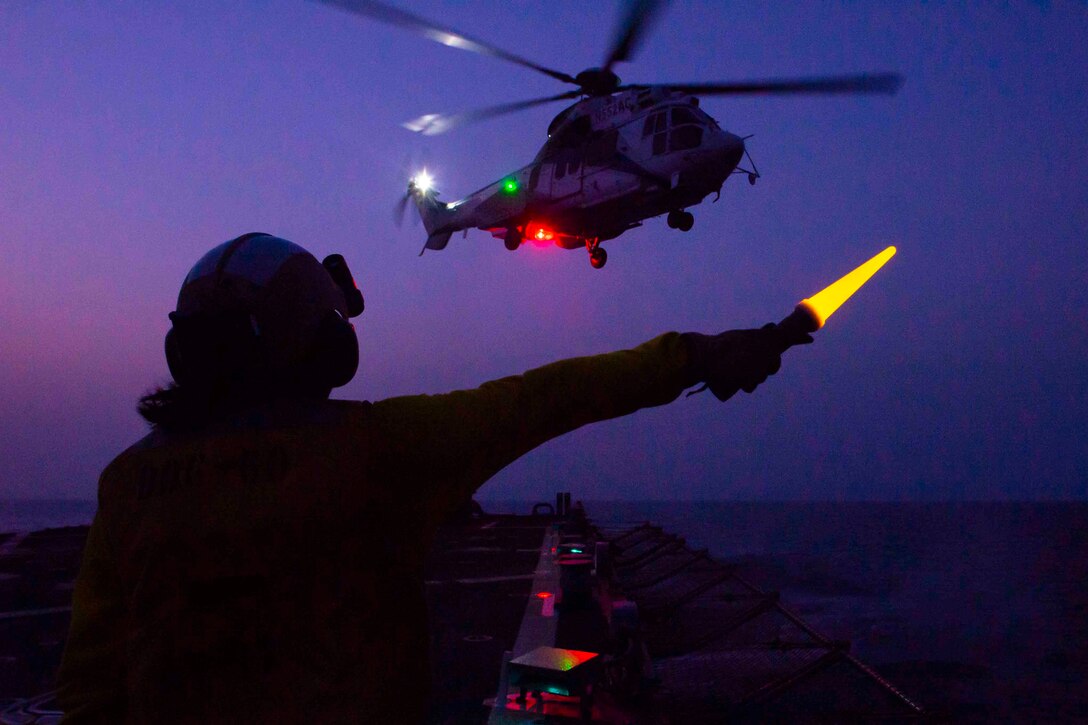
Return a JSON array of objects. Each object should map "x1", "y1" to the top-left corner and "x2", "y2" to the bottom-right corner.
[{"x1": 1, "y1": 505, "x2": 930, "y2": 723}]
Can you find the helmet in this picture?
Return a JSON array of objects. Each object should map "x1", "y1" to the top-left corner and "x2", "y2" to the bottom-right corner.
[{"x1": 165, "y1": 233, "x2": 364, "y2": 394}]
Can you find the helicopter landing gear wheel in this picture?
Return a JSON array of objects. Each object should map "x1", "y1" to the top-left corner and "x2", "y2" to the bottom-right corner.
[
  {"x1": 504, "y1": 228, "x2": 522, "y2": 251},
  {"x1": 668, "y1": 210, "x2": 694, "y2": 231},
  {"x1": 585, "y1": 237, "x2": 607, "y2": 269}
]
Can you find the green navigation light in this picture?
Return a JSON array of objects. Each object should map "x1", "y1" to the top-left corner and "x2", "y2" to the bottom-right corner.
[{"x1": 502, "y1": 177, "x2": 518, "y2": 194}]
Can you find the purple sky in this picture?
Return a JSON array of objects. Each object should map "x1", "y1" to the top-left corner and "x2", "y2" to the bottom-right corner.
[{"x1": 1, "y1": 2, "x2": 1085, "y2": 502}]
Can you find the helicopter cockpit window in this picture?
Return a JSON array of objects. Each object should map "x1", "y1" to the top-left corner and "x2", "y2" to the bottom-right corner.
[
  {"x1": 642, "y1": 112, "x2": 666, "y2": 138},
  {"x1": 653, "y1": 131, "x2": 667, "y2": 156},
  {"x1": 671, "y1": 107, "x2": 700, "y2": 126},
  {"x1": 666, "y1": 105, "x2": 704, "y2": 151},
  {"x1": 645, "y1": 111, "x2": 669, "y2": 156},
  {"x1": 554, "y1": 157, "x2": 581, "y2": 181},
  {"x1": 669, "y1": 125, "x2": 703, "y2": 151}
]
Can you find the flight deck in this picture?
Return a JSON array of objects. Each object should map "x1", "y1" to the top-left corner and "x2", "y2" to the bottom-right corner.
[{"x1": 1, "y1": 501, "x2": 927, "y2": 723}]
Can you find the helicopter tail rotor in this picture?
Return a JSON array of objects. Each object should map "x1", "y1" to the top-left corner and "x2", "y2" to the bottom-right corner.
[
  {"x1": 393, "y1": 189, "x2": 412, "y2": 227},
  {"x1": 394, "y1": 175, "x2": 435, "y2": 228},
  {"x1": 392, "y1": 168, "x2": 456, "y2": 254},
  {"x1": 399, "y1": 170, "x2": 449, "y2": 234},
  {"x1": 393, "y1": 149, "x2": 437, "y2": 227}
]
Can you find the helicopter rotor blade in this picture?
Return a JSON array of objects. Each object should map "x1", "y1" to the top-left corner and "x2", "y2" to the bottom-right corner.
[
  {"x1": 602, "y1": 0, "x2": 670, "y2": 73},
  {"x1": 315, "y1": 0, "x2": 578, "y2": 86},
  {"x1": 393, "y1": 192, "x2": 411, "y2": 227},
  {"x1": 403, "y1": 90, "x2": 583, "y2": 135},
  {"x1": 631, "y1": 73, "x2": 903, "y2": 97}
]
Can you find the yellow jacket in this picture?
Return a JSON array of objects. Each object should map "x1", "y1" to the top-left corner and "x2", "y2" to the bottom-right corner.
[{"x1": 57, "y1": 333, "x2": 693, "y2": 723}]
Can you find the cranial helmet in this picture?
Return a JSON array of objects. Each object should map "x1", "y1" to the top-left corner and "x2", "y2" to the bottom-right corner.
[{"x1": 165, "y1": 233, "x2": 365, "y2": 394}]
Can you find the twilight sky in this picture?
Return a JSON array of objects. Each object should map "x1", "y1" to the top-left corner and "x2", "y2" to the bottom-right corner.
[{"x1": 1, "y1": 2, "x2": 1085, "y2": 502}]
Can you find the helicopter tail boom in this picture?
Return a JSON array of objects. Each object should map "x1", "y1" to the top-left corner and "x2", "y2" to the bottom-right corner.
[
  {"x1": 406, "y1": 179, "x2": 464, "y2": 254},
  {"x1": 410, "y1": 186, "x2": 447, "y2": 234},
  {"x1": 420, "y1": 230, "x2": 453, "y2": 255}
]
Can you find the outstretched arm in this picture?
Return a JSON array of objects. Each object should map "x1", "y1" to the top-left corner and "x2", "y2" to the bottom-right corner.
[
  {"x1": 368, "y1": 327, "x2": 796, "y2": 520},
  {"x1": 370, "y1": 333, "x2": 693, "y2": 513}
]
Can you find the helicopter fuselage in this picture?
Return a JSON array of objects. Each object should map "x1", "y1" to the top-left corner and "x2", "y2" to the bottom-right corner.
[
  {"x1": 411, "y1": 87, "x2": 748, "y2": 266},
  {"x1": 337, "y1": 0, "x2": 898, "y2": 268}
]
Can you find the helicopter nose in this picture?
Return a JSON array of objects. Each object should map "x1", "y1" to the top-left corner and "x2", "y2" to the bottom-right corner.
[{"x1": 721, "y1": 132, "x2": 745, "y2": 170}]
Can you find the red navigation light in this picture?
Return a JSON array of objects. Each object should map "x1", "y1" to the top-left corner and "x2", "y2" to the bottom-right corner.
[
  {"x1": 524, "y1": 220, "x2": 556, "y2": 245},
  {"x1": 536, "y1": 591, "x2": 553, "y2": 599}
]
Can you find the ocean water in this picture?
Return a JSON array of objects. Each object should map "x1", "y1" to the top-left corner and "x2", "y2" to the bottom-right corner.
[
  {"x1": 582, "y1": 501, "x2": 1088, "y2": 717},
  {"x1": 1, "y1": 499, "x2": 98, "y2": 534}
]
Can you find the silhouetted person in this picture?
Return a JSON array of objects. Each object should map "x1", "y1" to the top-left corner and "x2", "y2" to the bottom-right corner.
[{"x1": 57, "y1": 233, "x2": 808, "y2": 723}]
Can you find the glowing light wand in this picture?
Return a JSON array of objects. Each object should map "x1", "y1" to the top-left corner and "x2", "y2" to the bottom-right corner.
[
  {"x1": 775, "y1": 245, "x2": 898, "y2": 349},
  {"x1": 688, "y1": 246, "x2": 898, "y2": 399}
]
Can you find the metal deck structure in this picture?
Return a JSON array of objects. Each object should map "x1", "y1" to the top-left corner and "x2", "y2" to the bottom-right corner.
[
  {"x1": 593, "y1": 521, "x2": 926, "y2": 722},
  {"x1": 1, "y1": 505, "x2": 928, "y2": 723}
]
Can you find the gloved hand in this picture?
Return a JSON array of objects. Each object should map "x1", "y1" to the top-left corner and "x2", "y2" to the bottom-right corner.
[{"x1": 682, "y1": 324, "x2": 813, "y2": 402}]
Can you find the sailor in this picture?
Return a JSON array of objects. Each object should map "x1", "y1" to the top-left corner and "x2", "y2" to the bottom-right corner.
[{"x1": 57, "y1": 233, "x2": 808, "y2": 723}]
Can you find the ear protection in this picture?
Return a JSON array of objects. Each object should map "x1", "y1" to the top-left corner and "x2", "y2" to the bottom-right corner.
[
  {"x1": 310, "y1": 309, "x2": 360, "y2": 389},
  {"x1": 165, "y1": 310, "x2": 262, "y2": 389},
  {"x1": 322, "y1": 254, "x2": 365, "y2": 317},
  {"x1": 313, "y1": 253, "x2": 364, "y2": 389},
  {"x1": 165, "y1": 233, "x2": 365, "y2": 392}
]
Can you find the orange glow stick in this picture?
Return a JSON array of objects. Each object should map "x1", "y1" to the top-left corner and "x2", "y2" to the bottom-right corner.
[{"x1": 777, "y1": 246, "x2": 897, "y2": 347}]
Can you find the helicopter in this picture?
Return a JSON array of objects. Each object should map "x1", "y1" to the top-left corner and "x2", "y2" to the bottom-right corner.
[{"x1": 322, "y1": 0, "x2": 901, "y2": 269}]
